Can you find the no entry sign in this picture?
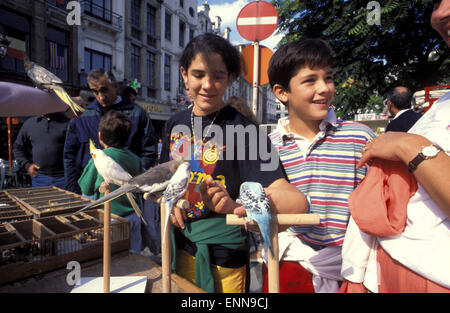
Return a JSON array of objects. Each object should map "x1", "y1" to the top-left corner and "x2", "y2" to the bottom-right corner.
[{"x1": 236, "y1": 1, "x2": 279, "y2": 42}]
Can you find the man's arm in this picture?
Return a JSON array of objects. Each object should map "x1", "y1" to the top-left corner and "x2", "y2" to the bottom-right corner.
[{"x1": 12, "y1": 122, "x2": 33, "y2": 173}]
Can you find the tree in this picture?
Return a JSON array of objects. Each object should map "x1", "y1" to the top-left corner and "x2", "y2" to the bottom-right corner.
[{"x1": 272, "y1": 0, "x2": 449, "y2": 119}]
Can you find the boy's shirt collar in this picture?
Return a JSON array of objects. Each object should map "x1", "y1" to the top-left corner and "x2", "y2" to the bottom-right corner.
[{"x1": 276, "y1": 108, "x2": 338, "y2": 143}]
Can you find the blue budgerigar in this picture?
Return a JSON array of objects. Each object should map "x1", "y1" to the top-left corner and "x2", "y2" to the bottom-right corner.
[{"x1": 239, "y1": 182, "x2": 274, "y2": 257}]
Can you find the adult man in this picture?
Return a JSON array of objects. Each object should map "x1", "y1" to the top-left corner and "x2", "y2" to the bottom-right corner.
[
  {"x1": 13, "y1": 112, "x2": 69, "y2": 188},
  {"x1": 64, "y1": 69, "x2": 157, "y2": 194},
  {"x1": 385, "y1": 86, "x2": 422, "y2": 132}
]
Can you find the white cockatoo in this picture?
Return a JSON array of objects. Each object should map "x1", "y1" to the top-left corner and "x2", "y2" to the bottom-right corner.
[
  {"x1": 87, "y1": 140, "x2": 145, "y2": 224},
  {"x1": 78, "y1": 159, "x2": 186, "y2": 214},
  {"x1": 161, "y1": 161, "x2": 190, "y2": 246}
]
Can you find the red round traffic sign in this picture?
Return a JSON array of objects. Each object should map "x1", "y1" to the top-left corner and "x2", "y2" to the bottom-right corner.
[{"x1": 236, "y1": 1, "x2": 279, "y2": 42}]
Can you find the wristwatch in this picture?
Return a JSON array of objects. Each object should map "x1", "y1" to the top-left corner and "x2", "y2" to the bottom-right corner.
[{"x1": 407, "y1": 144, "x2": 441, "y2": 172}]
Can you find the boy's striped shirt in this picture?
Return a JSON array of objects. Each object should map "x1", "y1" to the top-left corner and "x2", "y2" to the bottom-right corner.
[{"x1": 269, "y1": 112, "x2": 375, "y2": 246}]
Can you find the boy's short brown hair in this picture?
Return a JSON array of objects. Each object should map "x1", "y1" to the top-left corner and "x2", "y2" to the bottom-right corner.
[
  {"x1": 98, "y1": 110, "x2": 131, "y2": 148},
  {"x1": 268, "y1": 38, "x2": 334, "y2": 91}
]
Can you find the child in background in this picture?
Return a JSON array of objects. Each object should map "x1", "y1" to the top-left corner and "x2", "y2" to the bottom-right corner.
[
  {"x1": 78, "y1": 110, "x2": 144, "y2": 254},
  {"x1": 266, "y1": 38, "x2": 376, "y2": 292}
]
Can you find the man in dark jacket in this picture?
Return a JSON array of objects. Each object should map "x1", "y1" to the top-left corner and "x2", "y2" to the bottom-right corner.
[
  {"x1": 14, "y1": 112, "x2": 69, "y2": 188},
  {"x1": 64, "y1": 69, "x2": 157, "y2": 194},
  {"x1": 385, "y1": 86, "x2": 422, "y2": 133}
]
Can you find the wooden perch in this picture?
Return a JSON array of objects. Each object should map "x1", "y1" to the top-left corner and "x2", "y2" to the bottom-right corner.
[
  {"x1": 226, "y1": 213, "x2": 320, "y2": 226},
  {"x1": 227, "y1": 213, "x2": 320, "y2": 293}
]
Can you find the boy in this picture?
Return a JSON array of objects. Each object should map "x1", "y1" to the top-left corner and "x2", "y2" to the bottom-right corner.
[
  {"x1": 265, "y1": 38, "x2": 376, "y2": 292},
  {"x1": 78, "y1": 110, "x2": 144, "y2": 253}
]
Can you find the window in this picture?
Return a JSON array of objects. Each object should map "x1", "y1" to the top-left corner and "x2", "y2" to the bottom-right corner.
[
  {"x1": 47, "y1": 26, "x2": 69, "y2": 82},
  {"x1": 131, "y1": 0, "x2": 141, "y2": 39},
  {"x1": 84, "y1": 48, "x2": 111, "y2": 72},
  {"x1": 165, "y1": 12, "x2": 172, "y2": 41},
  {"x1": 131, "y1": 44, "x2": 140, "y2": 80},
  {"x1": 179, "y1": 21, "x2": 186, "y2": 47},
  {"x1": 189, "y1": 29, "x2": 194, "y2": 42},
  {"x1": 84, "y1": 0, "x2": 113, "y2": 23},
  {"x1": 189, "y1": 7, "x2": 195, "y2": 18},
  {"x1": 179, "y1": 0, "x2": 184, "y2": 8},
  {"x1": 164, "y1": 54, "x2": 171, "y2": 91},
  {"x1": 146, "y1": 52, "x2": 156, "y2": 98},
  {"x1": 146, "y1": 5, "x2": 156, "y2": 47},
  {"x1": 0, "y1": 7, "x2": 30, "y2": 74}
]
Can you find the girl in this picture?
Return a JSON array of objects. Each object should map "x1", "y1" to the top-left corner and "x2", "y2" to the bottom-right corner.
[{"x1": 159, "y1": 33, "x2": 308, "y2": 293}]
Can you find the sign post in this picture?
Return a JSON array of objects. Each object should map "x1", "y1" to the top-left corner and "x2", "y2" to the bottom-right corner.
[{"x1": 236, "y1": 0, "x2": 278, "y2": 121}]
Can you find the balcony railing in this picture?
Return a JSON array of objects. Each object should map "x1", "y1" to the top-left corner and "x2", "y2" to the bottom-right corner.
[{"x1": 80, "y1": 0, "x2": 123, "y2": 30}]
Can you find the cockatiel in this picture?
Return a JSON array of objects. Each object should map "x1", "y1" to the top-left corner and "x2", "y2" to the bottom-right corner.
[
  {"x1": 88, "y1": 140, "x2": 146, "y2": 225},
  {"x1": 77, "y1": 159, "x2": 185, "y2": 213},
  {"x1": 238, "y1": 182, "x2": 274, "y2": 257},
  {"x1": 161, "y1": 161, "x2": 190, "y2": 245},
  {"x1": 24, "y1": 55, "x2": 85, "y2": 117}
]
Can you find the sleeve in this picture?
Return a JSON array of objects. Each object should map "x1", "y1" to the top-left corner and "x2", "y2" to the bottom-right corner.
[
  {"x1": 12, "y1": 121, "x2": 33, "y2": 172},
  {"x1": 64, "y1": 119, "x2": 82, "y2": 194},
  {"x1": 138, "y1": 108, "x2": 157, "y2": 169},
  {"x1": 77, "y1": 159, "x2": 98, "y2": 196},
  {"x1": 159, "y1": 119, "x2": 172, "y2": 164},
  {"x1": 238, "y1": 126, "x2": 286, "y2": 188}
]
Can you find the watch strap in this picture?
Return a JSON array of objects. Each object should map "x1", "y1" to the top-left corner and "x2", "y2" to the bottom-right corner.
[{"x1": 407, "y1": 152, "x2": 425, "y2": 172}]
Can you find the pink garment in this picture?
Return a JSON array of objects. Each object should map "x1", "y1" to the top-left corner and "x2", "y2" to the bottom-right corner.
[
  {"x1": 348, "y1": 159, "x2": 417, "y2": 237},
  {"x1": 344, "y1": 159, "x2": 449, "y2": 292}
]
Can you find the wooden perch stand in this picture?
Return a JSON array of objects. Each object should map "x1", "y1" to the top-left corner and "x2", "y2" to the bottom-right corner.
[
  {"x1": 227, "y1": 213, "x2": 320, "y2": 293},
  {"x1": 160, "y1": 198, "x2": 189, "y2": 293},
  {"x1": 100, "y1": 183, "x2": 111, "y2": 293}
]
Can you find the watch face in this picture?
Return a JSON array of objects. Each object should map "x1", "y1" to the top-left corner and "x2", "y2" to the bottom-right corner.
[{"x1": 422, "y1": 145, "x2": 439, "y2": 157}]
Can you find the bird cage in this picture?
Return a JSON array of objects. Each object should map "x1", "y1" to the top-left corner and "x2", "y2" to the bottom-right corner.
[
  {"x1": 5, "y1": 186, "x2": 93, "y2": 218},
  {"x1": 0, "y1": 209, "x2": 130, "y2": 285}
]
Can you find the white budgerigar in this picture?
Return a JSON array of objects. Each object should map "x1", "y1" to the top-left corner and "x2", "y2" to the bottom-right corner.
[
  {"x1": 88, "y1": 140, "x2": 146, "y2": 225},
  {"x1": 239, "y1": 182, "x2": 274, "y2": 257},
  {"x1": 24, "y1": 56, "x2": 85, "y2": 117},
  {"x1": 161, "y1": 161, "x2": 190, "y2": 245}
]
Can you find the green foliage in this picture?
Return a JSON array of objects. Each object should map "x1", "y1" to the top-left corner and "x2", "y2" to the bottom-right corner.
[{"x1": 272, "y1": 0, "x2": 450, "y2": 119}]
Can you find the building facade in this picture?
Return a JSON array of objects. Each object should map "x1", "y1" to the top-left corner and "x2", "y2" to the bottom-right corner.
[{"x1": 0, "y1": 0, "x2": 276, "y2": 133}]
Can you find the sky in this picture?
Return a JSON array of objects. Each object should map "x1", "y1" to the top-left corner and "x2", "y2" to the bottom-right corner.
[{"x1": 199, "y1": 0, "x2": 284, "y2": 51}]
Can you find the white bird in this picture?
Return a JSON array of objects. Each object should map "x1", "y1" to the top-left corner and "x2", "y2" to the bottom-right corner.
[
  {"x1": 161, "y1": 161, "x2": 190, "y2": 246},
  {"x1": 88, "y1": 140, "x2": 146, "y2": 225},
  {"x1": 78, "y1": 159, "x2": 185, "y2": 213}
]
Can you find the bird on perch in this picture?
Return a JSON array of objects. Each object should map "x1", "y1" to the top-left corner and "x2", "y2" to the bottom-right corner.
[
  {"x1": 77, "y1": 159, "x2": 186, "y2": 213},
  {"x1": 161, "y1": 161, "x2": 190, "y2": 245},
  {"x1": 24, "y1": 55, "x2": 85, "y2": 117},
  {"x1": 88, "y1": 140, "x2": 146, "y2": 225},
  {"x1": 238, "y1": 182, "x2": 274, "y2": 257}
]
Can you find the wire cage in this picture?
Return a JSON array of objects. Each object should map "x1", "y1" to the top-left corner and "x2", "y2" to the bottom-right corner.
[
  {"x1": 0, "y1": 209, "x2": 130, "y2": 285},
  {"x1": 0, "y1": 190, "x2": 33, "y2": 223},
  {"x1": 5, "y1": 186, "x2": 93, "y2": 218}
]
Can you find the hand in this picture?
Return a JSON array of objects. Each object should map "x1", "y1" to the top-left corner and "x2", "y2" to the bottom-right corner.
[
  {"x1": 358, "y1": 132, "x2": 432, "y2": 168},
  {"x1": 27, "y1": 164, "x2": 40, "y2": 178},
  {"x1": 170, "y1": 199, "x2": 188, "y2": 229},
  {"x1": 199, "y1": 176, "x2": 239, "y2": 214}
]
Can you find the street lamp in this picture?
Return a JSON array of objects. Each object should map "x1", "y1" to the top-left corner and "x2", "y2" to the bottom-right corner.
[{"x1": 0, "y1": 33, "x2": 11, "y2": 58}]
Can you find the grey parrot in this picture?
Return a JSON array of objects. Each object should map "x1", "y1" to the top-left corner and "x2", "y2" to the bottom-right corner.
[
  {"x1": 77, "y1": 159, "x2": 185, "y2": 213},
  {"x1": 24, "y1": 55, "x2": 85, "y2": 117}
]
